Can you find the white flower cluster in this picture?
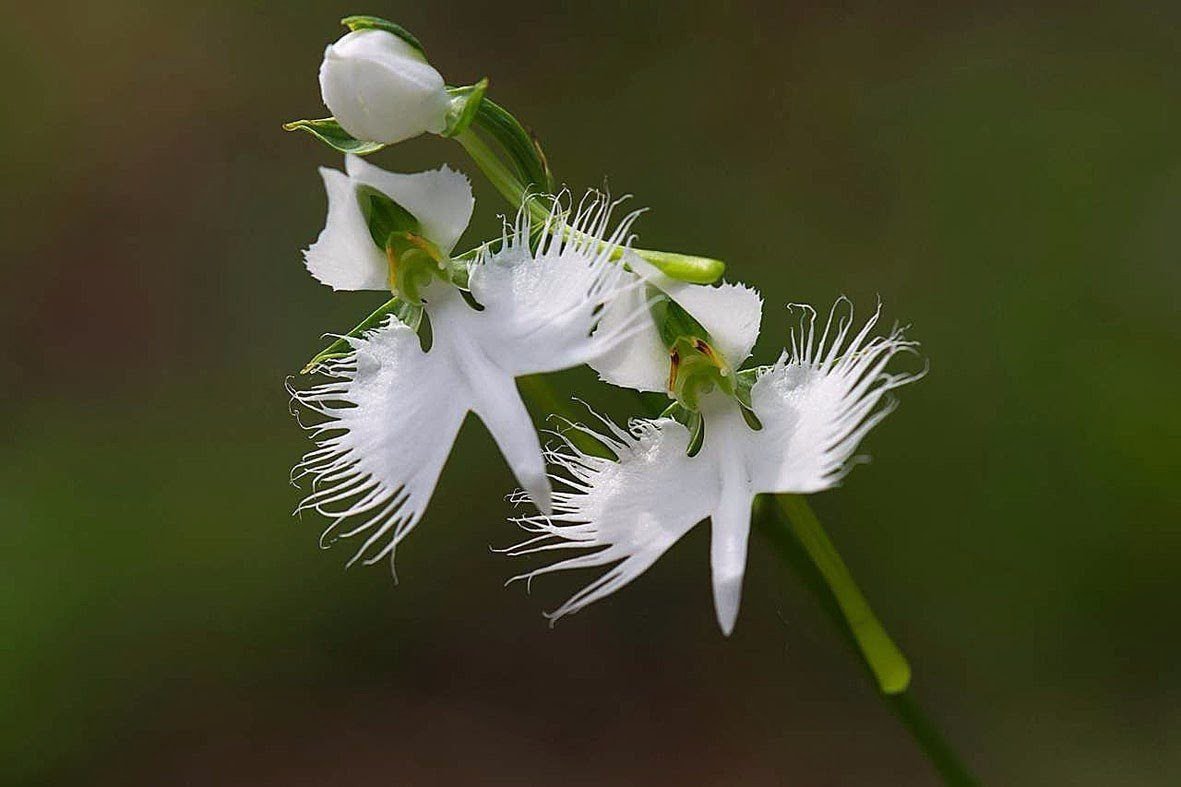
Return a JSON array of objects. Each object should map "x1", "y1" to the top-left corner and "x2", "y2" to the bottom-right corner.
[{"x1": 290, "y1": 22, "x2": 924, "y2": 634}]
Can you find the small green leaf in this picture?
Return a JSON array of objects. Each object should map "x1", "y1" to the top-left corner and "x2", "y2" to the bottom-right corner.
[
  {"x1": 443, "y1": 79, "x2": 489, "y2": 138},
  {"x1": 340, "y1": 15, "x2": 426, "y2": 58},
  {"x1": 302, "y1": 298, "x2": 422, "y2": 373},
  {"x1": 283, "y1": 117, "x2": 385, "y2": 155}
]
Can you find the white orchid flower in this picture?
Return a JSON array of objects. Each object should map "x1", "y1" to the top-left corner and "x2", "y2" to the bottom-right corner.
[
  {"x1": 508, "y1": 281, "x2": 922, "y2": 634},
  {"x1": 292, "y1": 156, "x2": 647, "y2": 566}
]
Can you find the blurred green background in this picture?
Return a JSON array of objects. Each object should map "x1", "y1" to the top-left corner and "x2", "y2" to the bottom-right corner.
[{"x1": 4, "y1": 1, "x2": 1179, "y2": 784}]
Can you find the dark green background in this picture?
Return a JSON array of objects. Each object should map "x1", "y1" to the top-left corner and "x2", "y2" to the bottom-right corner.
[{"x1": 5, "y1": 2, "x2": 1179, "y2": 784}]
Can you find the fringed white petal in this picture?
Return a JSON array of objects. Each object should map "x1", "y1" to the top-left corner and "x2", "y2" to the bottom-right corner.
[
  {"x1": 345, "y1": 155, "x2": 474, "y2": 254},
  {"x1": 304, "y1": 167, "x2": 389, "y2": 291},
  {"x1": 750, "y1": 300, "x2": 924, "y2": 493},
  {"x1": 505, "y1": 416, "x2": 716, "y2": 623},
  {"x1": 289, "y1": 315, "x2": 467, "y2": 565},
  {"x1": 468, "y1": 195, "x2": 649, "y2": 376}
]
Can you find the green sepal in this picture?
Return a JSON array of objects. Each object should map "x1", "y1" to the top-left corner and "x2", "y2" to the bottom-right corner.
[
  {"x1": 302, "y1": 297, "x2": 423, "y2": 374},
  {"x1": 282, "y1": 117, "x2": 385, "y2": 155},
  {"x1": 472, "y1": 97, "x2": 553, "y2": 192},
  {"x1": 443, "y1": 79, "x2": 489, "y2": 138},
  {"x1": 358, "y1": 186, "x2": 420, "y2": 248},
  {"x1": 649, "y1": 289, "x2": 709, "y2": 349},
  {"x1": 340, "y1": 15, "x2": 426, "y2": 58}
]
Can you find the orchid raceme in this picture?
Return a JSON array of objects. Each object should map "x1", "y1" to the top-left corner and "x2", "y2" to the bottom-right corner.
[
  {"x1": 291, "y1": 157, "x2": 650, "y2": 566},
  {"x1": 281, "y1": 16, "x2": 984, "y2": 782},
  {"x1": 508, "y1": 297, "x2": 923, "y2": 634}
]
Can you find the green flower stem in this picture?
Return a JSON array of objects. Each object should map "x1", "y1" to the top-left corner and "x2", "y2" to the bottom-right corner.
[
  {"x1": 453, "y1": 129, "x2": 726, "y2": 284},
  {"x1": 774, "y1": 494, "x2": 911, "y2": 694},
  {"x1": 755, "y1": 497, "x2": 980, "y2": 786}
]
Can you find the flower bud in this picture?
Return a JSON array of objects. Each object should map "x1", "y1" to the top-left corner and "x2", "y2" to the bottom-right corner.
[{"x1": 319, "y1": 29, "x2": 449, "y2": 145}]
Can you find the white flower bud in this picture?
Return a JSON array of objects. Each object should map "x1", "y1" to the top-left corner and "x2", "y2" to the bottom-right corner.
[{"x1": 319, "y1": 29, "x2": 449, "y2": 145}]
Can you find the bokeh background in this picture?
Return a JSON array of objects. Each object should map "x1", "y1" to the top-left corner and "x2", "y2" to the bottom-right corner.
[{"x1": 4, "y1": 1, "x2": 1179, "y2": 784}]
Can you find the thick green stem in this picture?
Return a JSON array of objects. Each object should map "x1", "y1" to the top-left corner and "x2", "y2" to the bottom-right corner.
[
  {"x1": 775, "y1": 494, "x2": 911, "y2": 694},
  {"x1": 453, "y1": 129, "x2": 726, "y2": 284}
]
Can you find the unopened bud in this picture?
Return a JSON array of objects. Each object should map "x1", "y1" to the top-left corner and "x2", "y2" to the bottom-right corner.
[{"x1": 319, "y1": 29, "x2": 449, "y2": 145}]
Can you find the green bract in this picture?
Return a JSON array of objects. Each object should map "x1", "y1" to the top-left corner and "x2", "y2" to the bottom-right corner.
[
  {"x1": 471, "y1": 97, "x2": 552, "y2": 192},
  {"x1": 443, "y1": 79, "x2": 490, "y2": 139},
  {"x1": 282, "y1": 118, "x2": 385, "y2": 155}
]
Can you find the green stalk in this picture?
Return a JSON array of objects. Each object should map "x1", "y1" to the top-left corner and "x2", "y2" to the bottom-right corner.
[
  {"x1": 453, "y1": 129, "x2": 726, "y2": 284},
  {"x1": 756, "y1": 497, "x2": 980, "y2": 786},
  {"x1": 774, "y1": 494, "x2": 911, "y2": 694}
]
